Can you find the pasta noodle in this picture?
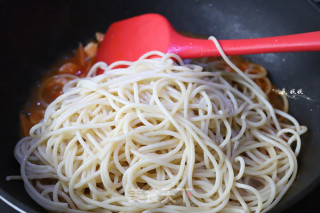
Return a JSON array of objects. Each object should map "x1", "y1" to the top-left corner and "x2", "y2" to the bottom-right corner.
[{"x1": 10, "y1": 37, "x2": 306, "y2": 213}]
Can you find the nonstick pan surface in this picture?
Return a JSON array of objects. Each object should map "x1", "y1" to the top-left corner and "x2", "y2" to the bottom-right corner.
[{"x1": 1, "y1": 0, "x2": 320, "y2": 212}]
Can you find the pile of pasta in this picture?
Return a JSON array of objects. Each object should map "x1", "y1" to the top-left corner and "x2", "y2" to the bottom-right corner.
[{"x1": 12, "y1": 37, "x2": 306, "y2": 213}]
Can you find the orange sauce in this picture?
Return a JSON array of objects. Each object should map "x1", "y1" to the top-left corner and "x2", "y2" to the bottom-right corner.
[{"x1": 20, "y1": 34, "x2": 103, "y2": 136}]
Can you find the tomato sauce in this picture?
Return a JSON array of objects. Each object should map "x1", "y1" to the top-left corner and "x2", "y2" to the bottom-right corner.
[{"x1": 20, "y1": 33, "x2": 103, "y2": 136}]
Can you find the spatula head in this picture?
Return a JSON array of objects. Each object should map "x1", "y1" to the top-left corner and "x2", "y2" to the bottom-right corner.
[{"x1": 96, "y1": 13, "x2": 172, "y2": 64}]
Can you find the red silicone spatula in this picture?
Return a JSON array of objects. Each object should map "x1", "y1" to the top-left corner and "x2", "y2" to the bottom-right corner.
[{"x1": 96, "y1": 13, "x2": 320, "y2": 65}]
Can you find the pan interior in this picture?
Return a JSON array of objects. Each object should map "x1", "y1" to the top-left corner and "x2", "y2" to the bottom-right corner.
[{"x1": 1, "y1": 0, "x2": 320, "y2": 212}]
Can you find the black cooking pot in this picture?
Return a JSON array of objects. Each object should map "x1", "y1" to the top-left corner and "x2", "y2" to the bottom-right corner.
[{"x1": 1, "y1": 0, "x2": 320, "y2": 212}]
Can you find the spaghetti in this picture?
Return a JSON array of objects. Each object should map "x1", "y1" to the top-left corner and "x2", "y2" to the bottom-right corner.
[{"x1": 11, "y1": 37, "x2": 306, "y2": 213}]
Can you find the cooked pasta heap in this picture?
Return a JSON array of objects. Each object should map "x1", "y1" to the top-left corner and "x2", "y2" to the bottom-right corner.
[{"x1": 12, "y1": 37, "x2": 306, "y2": 213}]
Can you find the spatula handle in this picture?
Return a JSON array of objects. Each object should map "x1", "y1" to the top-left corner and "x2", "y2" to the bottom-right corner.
[{"x1": 168, "y1": 31, "x2": 320, "y2": 58}]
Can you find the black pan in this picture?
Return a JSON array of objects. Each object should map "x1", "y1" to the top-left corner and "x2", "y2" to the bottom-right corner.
[{"x1": 1, "y1": 0, "x2": 320, "y2": 212}]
